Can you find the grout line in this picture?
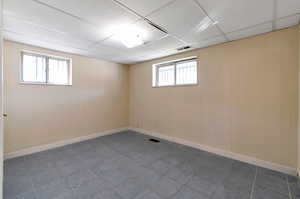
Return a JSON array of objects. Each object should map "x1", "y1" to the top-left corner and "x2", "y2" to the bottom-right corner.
[
  {"x1": 286, "y1": 176, "x2": 293, "y2": 199},
  {"x1": 29, "y1": 176, "x2": 39, "y2": 199},
  {"x1": 250, "y1": 167, "x2": 258, "y2": 199}
]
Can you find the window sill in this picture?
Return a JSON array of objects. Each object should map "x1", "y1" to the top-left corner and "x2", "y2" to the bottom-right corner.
[
  {"x1": 19, "y1": 82, "x2": 72, "y2": 86},
  {"x1": 152, "y1": 83, "x2": 198, "y2": 88}
]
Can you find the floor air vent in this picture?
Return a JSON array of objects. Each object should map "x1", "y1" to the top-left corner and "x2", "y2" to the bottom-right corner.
[{"x1": 149, "y1": 138, "x2": 160, "y2": 143}]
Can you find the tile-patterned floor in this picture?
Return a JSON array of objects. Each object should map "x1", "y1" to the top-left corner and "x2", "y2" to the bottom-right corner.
[{"x1": 4, "y1": 131, "x2": 300, "y2": 199}]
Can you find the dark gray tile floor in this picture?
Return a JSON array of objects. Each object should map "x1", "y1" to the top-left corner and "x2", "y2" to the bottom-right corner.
[{"x1": 4, "y1": 130, "x2": 299, "y2": 199}]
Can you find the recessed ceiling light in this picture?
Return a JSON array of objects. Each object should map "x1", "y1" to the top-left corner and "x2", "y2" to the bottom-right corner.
[
  {"x1": 197, "y1": 17, "x2": 219, "y2": 32},
  {"x1": 114, "y1": 26, "x2": 145, "y2": 48}
]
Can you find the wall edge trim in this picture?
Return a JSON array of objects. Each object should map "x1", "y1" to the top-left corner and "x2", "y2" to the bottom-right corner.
[
  {"x1": 4, "y1": 127, "x2": 129, "y2": 160},
  {"x1": 128, "y1": 127, "x2": 297, "y2": 176}
]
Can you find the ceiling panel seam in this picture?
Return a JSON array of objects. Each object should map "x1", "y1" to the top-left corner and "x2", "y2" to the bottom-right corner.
[
  {"x1": 2, "y1": 28, "x2": 91, "y2": 51},
  {"x1": 226, "y1": 12, "x2": 300, "y2": 36},
  {"x1": 272, "y1": 0, "x2": 278, "y2": 30},
  {"x1": 144, "y1": 0, "x2": 177, "y2": 17},
  {"x1": 192, "y1": 0, "x2": 229, "y2": 41},
  {"x1": 29, "y1": 0, "x2": 191, "y2": 52},
  {"x1": 31, "y1": 0, "x2": 99, "y2": 27},
  {"x1": 30, "y1": 0, "x2": 144, "y2": 48},
  {"x1": 4, "y1": 13, "x2": 97, "y2": 46},
  {"x1": 111, "y1": 0, "x2": 174, "y2": 37},
  {"x1": 110, "y1": 0, "x2": 188, "y2": 45},
  {"x1": 226, "y1": 21, "x2": 272, "y2": 35}
]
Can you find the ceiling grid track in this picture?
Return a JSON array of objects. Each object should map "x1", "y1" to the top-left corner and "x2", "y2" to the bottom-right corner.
[
  {"x1": 225, "y1": 13, "x2": 300, "y2": 36},
  {"x1": 226, "y1": 21, "x2": 272, "y2": 35},
  {"x1": 4, "y1": 0, "x2": 300, "y2": 63},
  {"x1": 32, "y1": 0, "x2": 98, "y2": 27},
  {"x1": 31, "y1": 0, "x2": 117, "y2": 50},
  {"x1": 111, "y1": 0, "x2": 190, "y2": 46},
  {"x1": 111, "y1": 0, "x2": 168, "y2": 34},
  {"x1": 192, "y1": 0, "x2": 230, "y2": 41},
  {"x1": 272, "y1": 0, "x2": 278, "y2": 30},
  {"x1": 32, "y1": 0, "x2": 169, "y2": 51},
  {"x1": 144, "y1": 0, "x2": 177, "y2": 18},
  {"x1": 30, "y1": 0, "x2": 141, "y2": 52}
]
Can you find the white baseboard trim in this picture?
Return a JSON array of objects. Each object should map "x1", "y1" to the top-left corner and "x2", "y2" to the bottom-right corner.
[
  {"x1": 4, "y1": 127, "x2": 129, "y2": 160},
  {"x1": 128, "y1": 127, "x2": 297, "y2": 176}
]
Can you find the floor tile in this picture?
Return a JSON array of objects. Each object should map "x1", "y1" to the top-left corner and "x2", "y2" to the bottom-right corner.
[
  {"x1": 4, "y1": 176, "x2": 34, "y2": 199},
  {"x1": 210, "y1": 185, "x2": 251, "y2": 199},
  {"x1": 91, "y1": 188, "x2": 122, "y2": 199},
  {"x1": 255, "y1": 173, "x2": 289, "y2": 195},
  {"x1": 187, "y1": 175, "x2": 218, "y2": 197},
  {"x1": 3, "y1": 131, "x2": 294, "y2": 199},
  {"x1": 65, "y1": 169, "x2": 96, "y2": 189},
  {"x1": 134, "y1": 189, "x2": 163, "y2": 199},
  {"x1": 289, "y1": 183, "x2": 300, "y2": 199},
  {"x1": 115, "y1": 177, "x2": 148, "y2": 199},
  {"x1": 133, "y1": 167, "x2": 161, "y2": 186},
  {"x1": 147, "y1": 159, "x2": 170, "y2": 175},
  {"x1": 34, "y1": 179, "x2": 71, "y2": 199},
  {"x1": 5, "y1": 190, "x2": 37, "y2": 199},
  {"x1": 31, "y1": 167, "x2": 62, "y2": 189},
  {"x1": 164, "y1": 166, "x2": 193, "y2": 187},
  {"x1": 171, "y1": 186, "x2": 209, "y2": 199},
  {"x1": 150, "y1": 176, "x2": 182, "y2": 198},
  {"x1": 253, "y1": 186, "x2": 289, "y2": 199},
  {"x1": 72, "y1": 177, "x2": 110, "y2": 199}
]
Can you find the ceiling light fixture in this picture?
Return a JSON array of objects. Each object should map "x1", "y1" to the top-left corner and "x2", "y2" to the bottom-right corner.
[
  {"x1": 197, "y1": 17, "x2": 219, "y2": 32},
  {"x1": 114, "y1": 26, "x2": 145, "y2": 48}
]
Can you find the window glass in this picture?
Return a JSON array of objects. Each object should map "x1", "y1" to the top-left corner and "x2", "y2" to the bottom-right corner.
[
  {"x1": 158, "y1": 65, "x2": 175, "y2": 86},
  {"x1": 48, "y1": 59, "x2": 69, "y2": 85},
  {"x1": 176, "y1": 61, "x2": 197, "y2": 85},
  {"x1": 22, "y1": 54, "x2": 46, "y2": 83},
  {"x1": 21, "y1": 52, "x2": 71, "y2": 85},
  {"x1": 153, "y1": 58, "x2": 197, "y2": 87}
]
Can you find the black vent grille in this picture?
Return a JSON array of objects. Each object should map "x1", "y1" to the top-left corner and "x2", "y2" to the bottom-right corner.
[
  {"x1": 149, "y1": 138, "x2": 160, "y2": 143},
  {"x1": 177, "y1": 46, "x2": 191, "y2": 51}
]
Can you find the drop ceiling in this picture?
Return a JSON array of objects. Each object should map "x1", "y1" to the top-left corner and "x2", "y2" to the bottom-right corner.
[{"x1": 3, "y1": 0, "x2": 300, "y2": 64}]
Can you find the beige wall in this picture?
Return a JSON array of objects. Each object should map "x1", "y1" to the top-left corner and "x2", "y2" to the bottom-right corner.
[
  {"x1": 4, "y1": 40, "x2": 129, "y2": 153},
  {"x1": 129, "y1": 27, "x2": 299, "y2": 168}
]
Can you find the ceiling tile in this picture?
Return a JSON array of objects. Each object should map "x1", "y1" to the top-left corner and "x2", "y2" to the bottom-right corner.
[
  {"x1": 116, "y1": 0, "x2": 175, "y2": 16},
  {"x1": 196, "y1": 0, "x2": 273, "y2": 33},
  {"x1": 226, "y1": 23, "x2": 272, "y2": 41},
  {"x1": 193, "y1": 35, "x2": 227, "y2": 49},
  {"x1": 89, "y1": 42, "x2": 128, "y2": 58},
  {"x1": 4, "y1": 14, "x2": 94, "y2": 50},
  {"x1": 277, "y1": 0, "x2": 300, "y2": 18},
  {"x1": 100, "y1": 19, "x2": 167, "y2": 50},
  {"x1": 117, "y1": 36, "x2": 186, "y2": 63},
  {"x1": 37, "y1": 0, "x2": 140, "y2": 37},
  {"x1": 147, "y1": 0, "x2": 208, "y2": 38},
  {"x1": 276, "y1": 14, "x2": 300, "y2": 30},
  {"x1": 182, "y1": 22, "x2": 223, "y2": 44},
  {"x1": 4, "y1": 0, "x2": 110, "y2": 42},
  {"x1": 3, "y1": 30, "x2": 91, "y2": 56},
  {"x1": 147, "y1": 36, "x2": 186, "y2": 52}
]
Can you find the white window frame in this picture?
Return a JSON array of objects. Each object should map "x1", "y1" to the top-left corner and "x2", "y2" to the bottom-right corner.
[
  {"x1": 153, "y1": 56, "x2": 198, "y2": 87},
  {"x1": 20, "y1": 50, "x2": 72, "y2": 86}
]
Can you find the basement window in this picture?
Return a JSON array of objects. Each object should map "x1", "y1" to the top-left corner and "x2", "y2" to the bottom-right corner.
[
  {"x1": 20, "y1": 51, "x2": 72, "y2": 85},
  {"x1": 152, "y1": 57, "x2": 198, "y2": 87}
]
